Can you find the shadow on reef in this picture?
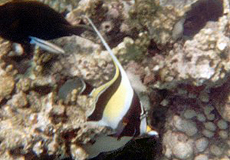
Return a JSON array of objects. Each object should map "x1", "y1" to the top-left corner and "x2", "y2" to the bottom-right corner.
[
  {"x1": 9, "y1": 150, "x2": 57, "y2": 160},
  {"x1": 90, "y1": 137, "x2": 161, "y2": 160},
  {"x1": 183, "y1": 0, "x2": 223, "y2": 37},
  {"x1": 209, "y1": 77, "x2": 230, "y2": 116},
  {"x1": 26, "y1": 136, "x2": 161, "y2": 160}
]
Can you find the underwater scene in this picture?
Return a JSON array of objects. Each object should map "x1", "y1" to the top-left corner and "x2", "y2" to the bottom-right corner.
[{"x1": 0, "y1": 0, "x2": 229, "y2": 160}]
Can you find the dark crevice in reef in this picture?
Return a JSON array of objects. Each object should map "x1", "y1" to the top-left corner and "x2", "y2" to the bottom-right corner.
[
  {"x1": 91, "y1": 138, "x2": 159, "y2": 160},
  {"x1": 183, "y1": 0, "x2": 223, "y2": 37},
  {"x1": 0, "y1": 98, "x2": 8, "y2": 107},
  {"x1": 31, "y1": 85, "x2": 53, "y2": 95},
  {"x1": 209, "y1": 78, "x2": 230, "y2": 115},
  {"x1": 2, "y1": 55, "x2": 32, "y2": 75}
]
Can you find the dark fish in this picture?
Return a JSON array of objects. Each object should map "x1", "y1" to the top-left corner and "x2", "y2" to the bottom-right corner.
[{"x1": 0, "y1": 1, "x2": 90, "y2": 53}]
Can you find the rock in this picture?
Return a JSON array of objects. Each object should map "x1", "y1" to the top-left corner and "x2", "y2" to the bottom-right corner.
[
  {"x1": 196, "y1": 114, "x2": 206, "y2": 122},
  {"x1": 71, "y1": 144, "x2": 88, "y2": 160},
  {"x1": 206, "y1": 114, "x2": 215, "y2": 121},
  {"x1": 204, "y1": 122, "x2": 216, "y2": 131},
  {"x1": 8, "y1": 92, "x2": 28, "y2": 108},
  {"x1": 183, "y1": 109, "x2": 196, "y2": 119},
  {"x1": 195, "y1": 138, "x2": 209, "y2": 152},
  {"x1": 173, "y1": 115, "x2": 198, "y2": 136},
  {"x1": 204, "y1": 106, "x2": 214, "y2": 116},
  {"x1": 151, "y1": 0, "x2": 230, "y2": 94},
  {"x1": 194, "y1": 154, "x2": 209, "y2": 160},
  {"x1": 218, "y1": 130, "x2": 228, "y2": 139},
  {"x1": 129, "y1": 0, "x2": 198, "y2": 45},
  {"x1": 210, "y1": 144, "x2": 224, "y2": 156},
  {"x1": 199, "y1": 91, "x2": 209, "y2": 102},
  {"x1": 0, "y1": 74, "x2": 15, "y2": 102},
  {"x1": 219, "y1": 103, "x2": 230, "y2": 122},
  {"x1": 33, "y1": 141, "x2": 44, "y2": 155},
  {"x1": 202, "y1": 129, "x2": 214, "y2": 138},
  {"x1": 172, "y1": 142, "x2": 193, "y2": 159},
  {"x1": 217, "y1": 119, "x2": 228, "y2": 130},
  {"x1": 163, "y1": 131, "x2": 193, "y2": 159}
]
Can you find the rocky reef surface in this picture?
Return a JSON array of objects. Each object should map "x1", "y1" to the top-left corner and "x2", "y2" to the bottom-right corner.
[{"x1": 0, "y1": 0, "x2": 229, "y2": 160}]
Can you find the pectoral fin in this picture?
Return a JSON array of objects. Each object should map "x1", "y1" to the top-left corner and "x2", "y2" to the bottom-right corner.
[{"x1": 29, "y1": 36, "x2": 65, "y2": 54}]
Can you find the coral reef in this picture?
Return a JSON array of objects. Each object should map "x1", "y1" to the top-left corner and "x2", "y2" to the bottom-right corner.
[
  {"x1": 0, "y1": 0, "x2": 230, "y2": 160},
  {"x1": 129, "y1": 0, "x2": 198, "y2": 45},
  {"x1": 162, "y1": 101, "x2": 230, "y2": 160}
]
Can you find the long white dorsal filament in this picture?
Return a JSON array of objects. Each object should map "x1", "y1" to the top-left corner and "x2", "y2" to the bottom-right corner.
[{"x1": 85, "y1": 17, "x2": 125, "y2": 73}]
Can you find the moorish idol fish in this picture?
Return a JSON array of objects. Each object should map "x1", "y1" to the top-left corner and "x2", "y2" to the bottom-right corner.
[
  {"x1": 0, "y1": 1, "x2": 90, "y2": 53},
  {"x1": 82, "y1": 17, "x2": 158, "y2": 158}
]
